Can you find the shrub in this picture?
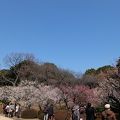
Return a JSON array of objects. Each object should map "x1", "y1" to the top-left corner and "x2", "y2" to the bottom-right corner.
[
  {"x1": 54, "y1": 110, "x2": 71, "y2": 120},
  {"x1": 21, "y1": 108, "x2": 38, "y2": 119},
  {"x1": 37, "y1": 110, "x2": 44, "y2": 119},
  {"x1": 0, "y1": 104, "x2": 3, "y2": 113},
  {"x1": 95, "y1": 106, "x2": 104, "y2": 113}
]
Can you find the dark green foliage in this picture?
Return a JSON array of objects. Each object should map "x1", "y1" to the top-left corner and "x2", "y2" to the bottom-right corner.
[
  {"x1": 95, "y1": 106, "x2": 104, "y2": 113},
  {"x1": 85, "y1": 68, "x2": 96, "y2": 75},
  {"x1": 116, "y1": 57, "x2": 120, "y2": 76},
  {"x1": 108, "y1": 96, "x2": 120, "y2": 113},
  {"x1": 96, "y1": 65, "x2": 114, "y2": 74},
  {"x1": 0, "y1": 69, "x2": 15, "y2": 86},
  {"x1": 116, "y1": 57, "x2": 120, "y2": 68},
  {"x1": 85, "y1": 65, "x2": 114, "y2": 75},
  {"x1": 1, "y1": 98, "x2": 10, "y2": 104},
  {"x1": 21, "y1": 108, "x2": 38, "y2": 119}
]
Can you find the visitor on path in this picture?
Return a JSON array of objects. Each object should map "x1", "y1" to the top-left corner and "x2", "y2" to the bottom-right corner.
[
  {"x1": 9, "y1": 102, "x2": 15, "y2": 117},
  {"x1": 48, "y1": 103, "x2": 54, "y2": 120},
  {"x1": 43, "y1": 103, "x2": 49, "y2": 120},
  {"x1": 80, "y1": 106, "x2": 86, "y2": 120},
  {"x1": 72, "y1": 104, "x2": 80, "y2": 120},
  {"x1": 101, "y1": 104, "x2": 116, "y2": 120},
  {"x1": 15, "y1": 103, "x2": 21, "y2": 118},
  {"x1": 85, "y1": 103, "x2": 95, "y2": 120},
  {"x1": 4, "y1": 103, "x2": 10, "y2": 117}
]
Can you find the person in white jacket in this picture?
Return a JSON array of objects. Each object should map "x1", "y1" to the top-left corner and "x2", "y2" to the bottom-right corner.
[
  {"x1": 72, "y1": 104, "x2": 80, "y2": 120},
  {"x1": 15, "y1": 103, "x2": 21, "y2": 118}
]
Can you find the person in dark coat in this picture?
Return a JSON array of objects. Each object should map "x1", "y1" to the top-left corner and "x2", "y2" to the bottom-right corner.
[
  {"x1": 43, "y1": 103, "x2": 49, "y2": 120},
  {"x1": 48, "y1": 104, "x2": 54, "y2": 120},
  {"x1": 85, "y1": 103, "x2": 95, "y2": 120},
  {"x1": 3, "y1": 103, "x2": 8, "y2": 117}
]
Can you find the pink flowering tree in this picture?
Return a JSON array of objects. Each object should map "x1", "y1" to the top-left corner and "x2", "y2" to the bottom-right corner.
[
  {"x1": 0, "y1": 80, "x2": 100, "y2": 109},
  {"x1": 59, "y1": 85, "x2": 99, "y2": 108}
]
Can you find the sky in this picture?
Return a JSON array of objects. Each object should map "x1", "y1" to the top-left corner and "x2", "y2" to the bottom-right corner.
[{"x1": 0, "y1": 0, "x2": 120, "y2": 73}]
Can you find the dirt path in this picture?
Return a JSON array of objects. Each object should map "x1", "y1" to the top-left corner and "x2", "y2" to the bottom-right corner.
[
  {"x1": 13, "y1": 118, "x2": 39, "y2": 120},
  {"x1": 0, "y1": 115, "x2": 39, "y2": 120},
  {"x1": 0, "y1": 115, "x2": 13, "y2": 120}
]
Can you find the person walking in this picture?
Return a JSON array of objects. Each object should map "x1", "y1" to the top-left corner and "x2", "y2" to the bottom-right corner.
[
  {"x1": 85, "y1": 103, "x2": 95, "y2": 120},
  {"x1": 101, "y1": 104, "x2": 116, "y2": 120},
  {"x1": 48, "y1": 103, "x2": 54, "y2": 120},
  {"x1": 15, "y1": 103, "x2": 21, "y2": 118},
  {"x1": 4, "y1": 103, "x2": 10, "y2": 117},
  {"x1": 9, "y1": 102, "x2": 15, "y2": 117},
  {"x1": 43, "y1": 104, "x2": 49, "y2": 120}
]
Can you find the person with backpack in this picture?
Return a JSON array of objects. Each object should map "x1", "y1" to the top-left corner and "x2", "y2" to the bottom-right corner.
[{"x1": 101, "y1": 104, "x2": 116, "y2": 120}]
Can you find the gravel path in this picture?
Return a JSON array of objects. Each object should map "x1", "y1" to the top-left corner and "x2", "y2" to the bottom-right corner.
[
  {"x1": 0, "y1": 115, "x2": 13, "y2": 120},
  {"x1": 0, "y1": 114, "x2": 39, "y2": 120}
]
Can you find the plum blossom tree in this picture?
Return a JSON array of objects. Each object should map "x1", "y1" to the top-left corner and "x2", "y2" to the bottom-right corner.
[
  {"x1": 59, "y1": 85, "x2": 99, "y2": 108},
  {"x1": 0, "y1": 81, "x2": 62, "y2": 108}
]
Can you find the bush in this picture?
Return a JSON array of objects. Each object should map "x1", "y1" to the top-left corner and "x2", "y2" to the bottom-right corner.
[
  {"x1": 54, "y1": 110, "x2": 71, "y2": 120},
  {"x1": 37, "y1": 110, "x2": 44, "y2": 120},
  {"x1": 95, "y1": 106, "x2": 104, "y2": 113},
  {"x1": 0, "y1": 104, "x2": 3, "y2": 113},
  {"x1": 21, "y1": 108, "x2": 38, "y2": 119}
]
